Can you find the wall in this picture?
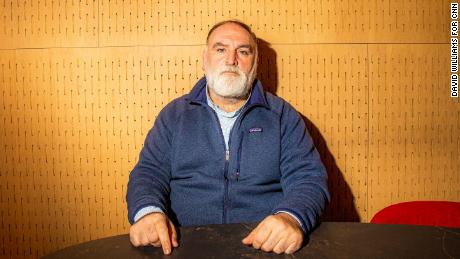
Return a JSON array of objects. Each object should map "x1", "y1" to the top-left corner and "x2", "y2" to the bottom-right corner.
[{"x1": 1, "y1": 0, "x2": 459, "y2": 258}]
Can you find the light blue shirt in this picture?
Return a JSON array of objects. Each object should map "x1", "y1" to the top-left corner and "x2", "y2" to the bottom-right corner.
[{"x1": 205, "y1": 88, "x2": 247, "y2": 151}]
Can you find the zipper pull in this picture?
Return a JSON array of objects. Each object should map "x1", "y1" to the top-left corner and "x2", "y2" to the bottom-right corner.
[
  {"x1": 236, "y1": 169, "x2": 240, "y2": 181},
  {"x1": 225, "y1": 150, "x2": 230, "y2": 161}
]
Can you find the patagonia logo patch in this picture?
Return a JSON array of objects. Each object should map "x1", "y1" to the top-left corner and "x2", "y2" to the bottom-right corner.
[{"x1": 249, "y1": 127, "x2": 263, "y2": 133}]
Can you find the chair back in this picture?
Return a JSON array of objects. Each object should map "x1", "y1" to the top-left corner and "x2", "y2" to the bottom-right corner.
[{"x1": 371, "y1": 201, "x2": 460, "y2": 228}]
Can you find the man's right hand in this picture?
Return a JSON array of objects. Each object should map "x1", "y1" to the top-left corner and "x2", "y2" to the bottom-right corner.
[{"x1": 129, "y1": 212, "x2": 178, "y2": 254}]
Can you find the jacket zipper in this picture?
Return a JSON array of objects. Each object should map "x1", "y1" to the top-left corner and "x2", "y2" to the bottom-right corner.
[
  {"x1": 206, "y1": 104, "x2": 257, "y2": 224},
  {"x1": 206, "y1": 107, "x2": 230, "y2": 224},
  {"x1": 223, "y1": 149, "x2": 229, "y2": 223},
  {"x1": 222, "y1": 105, "x2": 256, "y2": 222}
]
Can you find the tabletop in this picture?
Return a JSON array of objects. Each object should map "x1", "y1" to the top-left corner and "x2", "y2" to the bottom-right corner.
[{"x1": 42, "y1": 222, "x2": 460, "y2": 258}]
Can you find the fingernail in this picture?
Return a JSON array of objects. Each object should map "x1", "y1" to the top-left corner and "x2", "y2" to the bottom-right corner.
[{"x1": 164, "y1": 249, "x2": 170, "y2": 254}]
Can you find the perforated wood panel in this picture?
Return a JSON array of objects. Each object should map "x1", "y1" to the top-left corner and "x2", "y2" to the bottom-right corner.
[
  {"x1": 0, "y1": 47, "x2": 202, "y2": 258},
  {"x1": 1, "y1": 0, "x2": 458, "y2": 258},
  {"x1": 368, "y1": 44, "x2": 459, "y2": 216}
]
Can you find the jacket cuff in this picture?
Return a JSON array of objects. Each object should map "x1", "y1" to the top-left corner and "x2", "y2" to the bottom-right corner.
[
  {"x1": 134, "y1": 206, "x2": 165, "y2": 223},
  {"x1": 272, "y1": 208, "x2": 308, "y2": 234}
]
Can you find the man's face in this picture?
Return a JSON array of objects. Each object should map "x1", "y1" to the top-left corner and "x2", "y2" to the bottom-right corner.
[{"x1": 203, "y1": 22, "x2": 257, "y2": 99}]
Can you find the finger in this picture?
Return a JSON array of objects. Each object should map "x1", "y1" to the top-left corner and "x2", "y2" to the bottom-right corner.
[
  {"x1": 285, "y1": 242, "x2": 300, "y2": 254},
  {"x1": 242, "y1": 222, "x2": 263, "y2": 244},
  {"x1": 145, "y1": 228, "x2": 159, "y2": 244},
  {"x1": 242, "y1": 230, "x2": 255, "y2": 244},
  {"x1": 138, "y1": 232, "x2": 152, "y2": 246},
  {"x1": 260, "y1": 230, "x2": 280, "y2": 252},
  {"x1": 156, "y1": 220, "x2": 172, "y2": 254},
  {"x1": 252, "y1": 227, "x2": 272, "y2": 250},
  {"x1": 272, "y1": 238, "x2": 286, "y2": 254},
  {"x1": 168, "y1": 220, "x2": 179, "y2": 247},
  {"x1": 129, "y1": 232, "x2": 140, "y2": 247},
  {"x1": 150, "y1": 241, "x2": 161, "y2": 247}
]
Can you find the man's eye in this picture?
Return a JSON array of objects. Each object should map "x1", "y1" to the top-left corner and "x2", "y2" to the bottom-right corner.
[
  {"x1": 216, "y1": 48, "x2": 225, "y2": 53},
  {"x1": 239, "y1": 50, "x2": 250, "y2": 56}
]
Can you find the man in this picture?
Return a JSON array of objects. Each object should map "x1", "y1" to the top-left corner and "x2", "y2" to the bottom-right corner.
[{"x1": 126, "y1": 20, "x2": 330, "y2": 255}]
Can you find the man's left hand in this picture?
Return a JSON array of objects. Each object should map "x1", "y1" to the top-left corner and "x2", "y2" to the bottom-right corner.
[{"x1": 241, "y1": 213, "x2": 304, "y2": 254}]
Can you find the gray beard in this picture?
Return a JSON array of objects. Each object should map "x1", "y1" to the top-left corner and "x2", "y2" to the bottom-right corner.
[{"x1": 206, "y1": 65, "x2": 253, "y2": 99}]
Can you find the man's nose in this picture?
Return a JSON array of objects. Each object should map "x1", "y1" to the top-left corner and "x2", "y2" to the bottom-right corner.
[{"x1": 225, "y1": 51, "x2": 238, "y2": 66}]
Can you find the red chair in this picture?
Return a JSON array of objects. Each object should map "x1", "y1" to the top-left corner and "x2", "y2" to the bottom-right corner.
[{"x1": 371, "y1": 201, "x2": 460, "y2": 228}]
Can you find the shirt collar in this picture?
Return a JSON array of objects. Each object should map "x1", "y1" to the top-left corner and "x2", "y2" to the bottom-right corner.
[{"x1": 205, "y1": 86, "x2": 250, "y2": 118}]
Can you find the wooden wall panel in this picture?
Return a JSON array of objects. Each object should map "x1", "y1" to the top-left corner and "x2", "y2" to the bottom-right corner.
[
  {"x1": 268, "y1": 45, "x2": 369, "y2": 221},
  {"x1": 0, "y1": 47, "x2": 203, "y2": 258},
  {"x1": 0, "y1": 0, "x2": 458, "y2": 258},
  {"x1": 368, "y1": 44, "x2": 460, "y2": 218},
  {"x1": 97, "y1": 0, "x2": 450, "y2": 45},
  {"x1": 0, "y1": 0, "x2": 449, "y2": 49},
  {"x1": 1, "y1": 0, "x2": 98, "y2": 48}
]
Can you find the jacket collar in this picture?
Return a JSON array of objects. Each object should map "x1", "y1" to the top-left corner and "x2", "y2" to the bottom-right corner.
[{"x1": 186, "y1": 76, "x2": 269, "y2": 109}]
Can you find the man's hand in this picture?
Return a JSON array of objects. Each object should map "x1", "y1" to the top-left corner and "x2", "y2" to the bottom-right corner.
[
  {"x1": 242, "y1": 213, "x2": 304, "y2": 254},
  {"x1": 129, "y1": 212, "x2": 178, "y2": 254}
]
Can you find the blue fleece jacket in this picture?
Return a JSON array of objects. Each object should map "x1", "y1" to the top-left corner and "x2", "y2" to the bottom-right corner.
[{"x1": 126, "y1": 77, "x2": 330, "y2": 233}]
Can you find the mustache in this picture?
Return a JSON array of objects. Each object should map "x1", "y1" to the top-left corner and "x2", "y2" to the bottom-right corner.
[{"x1": 218, "y1": 66, "x2": 243, "y2": 75}]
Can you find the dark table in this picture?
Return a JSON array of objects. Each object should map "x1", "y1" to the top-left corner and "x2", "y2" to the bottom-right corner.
[{"x1": 42, "y1": 222, "x2": 460, "y2": 258}]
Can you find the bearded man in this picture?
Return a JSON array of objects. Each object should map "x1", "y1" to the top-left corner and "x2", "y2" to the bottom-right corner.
[{"x1": 126, "y1": 20, "x2": 330, "y2": 255}]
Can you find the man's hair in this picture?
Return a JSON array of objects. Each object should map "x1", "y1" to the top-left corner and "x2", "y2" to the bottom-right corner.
[{"x1": 206, "y1": 20, "x2": 257, "y2": 45}]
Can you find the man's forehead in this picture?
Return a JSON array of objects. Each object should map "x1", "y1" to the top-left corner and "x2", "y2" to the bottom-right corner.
[{"x1": 207, "y1": 23, "x2": 256, "y2": 47}]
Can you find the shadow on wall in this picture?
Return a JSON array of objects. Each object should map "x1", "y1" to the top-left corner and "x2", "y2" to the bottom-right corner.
[{"x1": 257, "y1": 38, "x2": 360, "y2": 222}]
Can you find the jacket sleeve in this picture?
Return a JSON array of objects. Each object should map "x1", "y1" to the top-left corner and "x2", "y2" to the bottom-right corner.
[
  {"x1": 126, "y1": 110, "x2": 172, "y2": 225},
  {"x1": 271, "y1": 102, "x2": 330, "y2": 233}
]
